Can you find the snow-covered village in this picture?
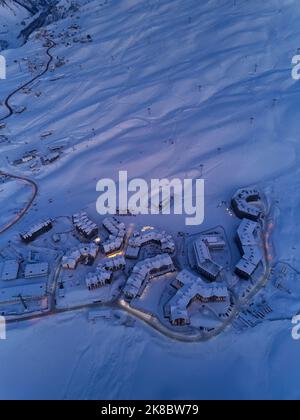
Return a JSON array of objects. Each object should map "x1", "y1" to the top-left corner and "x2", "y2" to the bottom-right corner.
[
  {"x1": 0, "y1": 0, "x2": 300, "y2": 402},
  {"x1": 0, "y1": 185, "x2": 273, "y2": 341}
]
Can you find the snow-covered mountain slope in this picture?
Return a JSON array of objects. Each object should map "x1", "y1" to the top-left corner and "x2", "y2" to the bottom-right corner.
[
  {"x1": 0, "y1": 0, "x2": 80, "y2": 48},
  {"x1": 1, "y1": 0, "x2": 300, "y2": 399},
  {"x1": 1, "y1": 0, "x2": 299, "y2": 229},
  {"x1": 0, "y1": 2, "x2": 29, "y2": 49},
  {"x1": 0, "y1": 311, "x2": 295, "y2": 400}
]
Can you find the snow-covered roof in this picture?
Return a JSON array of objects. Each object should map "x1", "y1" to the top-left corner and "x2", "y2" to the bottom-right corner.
[
  {"x1": 1, "y1": 260, "x2": 20, "y2": 281},
  {"x1": 62, "y1": 243, "x2": 99, "y2": 269},
  {"x1": 0, "y1": 282, "x2": 47, "y2": 304},
  {"x1": 86, "y1": 269, "x2": 112, "y2": 289},
  {"x1": 102, "y1": 217, "x2": 126, "y2": 254},
  {"x1": 193, "y1": 236, "x2": 224, "y2": 280},
  {"x1": 168, "y1": 270, "x2": 229, "y2": 323},
  {"x1": 237, "y1": 219, "x2": 259, "y2": 246},
  {"x1": 99, "y1": 255, "x2": 126, "y2": 271},
  {"x1": 123, "y1": 254, "x2": 175, "y2": 298},
  {"x1": 73, "y1": 212, "x2": 98, "y2": 238},
  {"x1": 126, "y1": 230, "x2": 175, "y2": 258},
  {"x1": 232, "y1": 188, "x2": 261, "y2": 221},
  {"x1": 24, "y1": 263, "x2": 49, "y2": 279},
  {"x1": 103, "y1": 217, "x2": 126, "y2": 235},
  {"x1": 85, "y1": 254, "x2": 125, "y2": 289},
  {"x1": 42, "y1": 152, "x2": 60, "y2": 164},
  {"x1": 21, "y1": 219, "x2": 53, "y2": 241},
  {"x1": 235, "y1": 219, "x2": 263, "y2": 278}
]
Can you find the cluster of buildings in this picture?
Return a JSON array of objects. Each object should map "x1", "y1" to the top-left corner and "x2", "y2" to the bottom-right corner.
[
  {"x1": 123, "y1": 254, "x2": 176, "y2": 299},
  {"x1": 72, "y1": 212, "x2": 98, "y2": 240},
  {"x1": 102, "y1": 217, "x2": 126, "y2": 254},
  {"x1": 85, "y1": 255, "x2": 126, "y2": 290},
  {"x1": 0, "y1": 249, "x2": 50, "y2": 313},
  {"x1": 62, "y1": 243, "x2": 99, "y2": 270},
  {"x1": 126, "y1": 230, "x2": 175, "y2": 259},
  {"x1": 13, "y1": 149, "x2": 62, "y2": 167},
  {"x1": 20, "y1": 219, "x2": 53, "y2": 243},
  {"x1": 166, "y1": 270, "x2": 229, "y2": 326},
  {"x1": 193, "y1": 234, "x2": 225, "y2": 281},
  {"x1": 231, "y1": 188, "x2": 262, "y2": 221},
  {"x1": 0, "y1": 180, "x2": 269, "y2": 328},
  {"x1": 235, "y1": 219, "x2": 263, "y2": 279}
]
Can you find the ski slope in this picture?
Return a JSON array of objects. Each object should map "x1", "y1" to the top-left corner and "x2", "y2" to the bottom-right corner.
[{"x1": 0, "y1": 0, "x2": 300, "y2": 400}]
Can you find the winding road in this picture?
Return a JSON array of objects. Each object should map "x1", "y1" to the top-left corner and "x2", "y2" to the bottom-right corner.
[
  {"x1": 0, "y1": 38, "x2": 57, "y2": 232},
  {"x1": 0, "y1": 38, "x2": 56, "y2": 121},
  {"x1": 0, "y1": 171, "x2": 38, "y2": 234}
]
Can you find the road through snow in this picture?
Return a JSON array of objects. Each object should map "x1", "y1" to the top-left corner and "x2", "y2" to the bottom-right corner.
[{"x1": 0, "y1": 39, "x2": 56, "y2": 121}]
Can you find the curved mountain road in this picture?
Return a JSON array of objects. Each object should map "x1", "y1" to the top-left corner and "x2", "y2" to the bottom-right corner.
[
  {"x1": 0, "y1": 38, "x2": 56, "y2": 121},
  {"x1": 0, "y1": 38, "x2": 57, "y2": 232},
  {"x1": 0, "y1": 171, "x2": 38, "y2": 234}
]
